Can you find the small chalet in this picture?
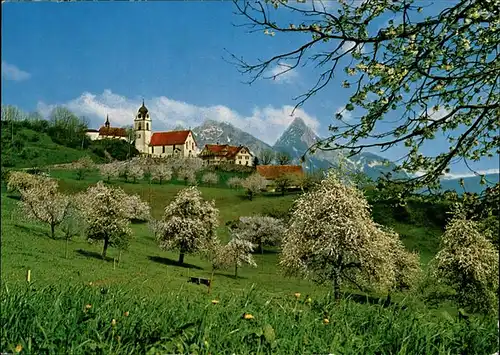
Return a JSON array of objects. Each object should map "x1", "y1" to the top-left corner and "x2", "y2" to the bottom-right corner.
[
  {"x1": 148, "y1": 130, "x2": 197, "y2": 158},
  {"x1": 86, "y1": 115, "x2": 128, "y2": 141},
  {"x1": 256, "y1": 165, "x2": 304, "y2": 192},
  {"x1": 198, "y1": 144, "x2": 254, "y2": 166},
  {"x1": 256, "y1": 164, "x2": 304, "y2": 179}
]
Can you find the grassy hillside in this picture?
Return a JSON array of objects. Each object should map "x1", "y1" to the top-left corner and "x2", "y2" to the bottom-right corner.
[
  {"x1": 1, "y1": 170, "x2": 445, "y2": 290},
  {"x1": 1, "y1": 128, "x2": 100, "y2": 168},
  {"x1": 2, "y1": 172, "x2": 497, "y2": 354}
]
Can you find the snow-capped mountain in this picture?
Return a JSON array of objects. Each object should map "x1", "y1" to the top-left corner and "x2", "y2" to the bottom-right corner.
[
  {"x1": 273, "y1": 117, "x2": 408, "y2": 180},
  {"x1": 192, "y1": 119, "x2": 274, "y2": 155},
  {"x1": 191, "y1": 117, "x2": 407, "y2": 181}
]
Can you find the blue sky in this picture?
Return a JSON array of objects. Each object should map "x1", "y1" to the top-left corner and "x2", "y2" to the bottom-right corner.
[{"x1": 1, "y1": 1, "x2": 498, "y2": 177}]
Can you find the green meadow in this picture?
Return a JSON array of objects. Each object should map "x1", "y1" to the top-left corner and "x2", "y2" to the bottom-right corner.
[{"x1": 1, "y1": 169, "x2": 498, "y2": 354}]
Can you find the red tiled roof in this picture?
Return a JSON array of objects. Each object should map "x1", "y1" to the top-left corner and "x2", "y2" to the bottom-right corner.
[
  {"x1": 150, "y1": 130, "x2": 191, "y2": 146},
  {"x1": 98, "y1": 126, "x2": 127, "y2": 137},
  {"x1": 201, "y1": 144, "x2": 246, "y2": 159},
  {"x1": 256, "y1": 165, "x2": 304, "y2": 180}
]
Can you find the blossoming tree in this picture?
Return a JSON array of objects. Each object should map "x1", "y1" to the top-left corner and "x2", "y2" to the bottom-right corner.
[
  {"x1": 280, "y1": 172, "x2": 421, "y2": 300},
  {"x1": 430, "y1": 210, "x2": 499, "y2": 313},
  {"x1": 241, "y1": 173, "x2": 269, "y2": 200},
  {"x1": 217, "y1": 236, "x2": 257, "y2": 278},
  {"x1": 156, "y1": 186, "x2": 219, "y2": 265},
  {"x1": 202, "y1": 172, "x2": 219, "y2": 186},
  {"x1": 235, "y1": 216, "x2": 285, "y2": 254},
  {"x1": 7, "y1": 171, "x2": 41, "y2": 194},
  {"x1": 19, "y1": 178, "x2": 71, "y2": 239},
  {"x1": 150, "y1": 164, "x2": 172, "y2": 185},
  {"x1": 73, "y1": 156, "x2": 95, "y2": 181},
  {"x1": 99, "y1": 163, "x2": 120, "y2": 182},
  {"x1": 77, "y1": 181, "x2": 133, "y2": 259}
]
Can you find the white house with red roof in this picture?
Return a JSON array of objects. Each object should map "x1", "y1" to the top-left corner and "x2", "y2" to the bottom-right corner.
[
  {"x1": 133, "y1": 101, "x2": 197, "y2": 157},
  {"x1": 199, "y1": 144, "x2": 254, "y2": 166},
  {"x1": 86, "y1": 115, "x2": 128, "y2": 141}
]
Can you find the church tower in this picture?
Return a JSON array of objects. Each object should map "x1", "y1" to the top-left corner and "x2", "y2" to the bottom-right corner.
[{"x1": 134, "y1": 100, "x2": 152, "y2": 154}]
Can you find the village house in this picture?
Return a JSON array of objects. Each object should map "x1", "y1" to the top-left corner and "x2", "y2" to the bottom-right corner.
[
  {"x1": 198, "y1": 144, "x2": 254, "y2": 166},
  {"x1": 256, "y1": 165, "x2": 304, "y2": 192},
  {"x1": 86, "y1": 115, "x2": 128, "y2": 141}
]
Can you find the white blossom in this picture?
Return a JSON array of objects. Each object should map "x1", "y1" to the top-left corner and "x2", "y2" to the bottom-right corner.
[
  {"x1": 76, "y1": 181, "x2": 133, "y2": 258},
  {"x1": 241, "y1": 173, "x2": 269, "y2": 200},
  {"x1": 19, "y1": 178, "x2": 71, "y2": 239},
  {"x1": 235, "y1": 216, "x2": 285, "y2": 253},
  {"x1": 156, "y1": 186, "x2": 220, "y2": 265},
  {"x1": 150, "y1": 164, "x2": 172, "y2": 184},
  {"x1": 99, "y1": 163, "x2": 120, "y2": 182},
  {"x1": 217, "y1": 236, "x2": 257, "y2": 277},
  {"x1": 280, "y1": 173, "x2": 421, "y2": 299},
  {"x1": 430, "y1": 212, "x2": 499, "y2": 313},
  {"x1": 202, "y1": 172, "x2": 219, "y2": 186}
]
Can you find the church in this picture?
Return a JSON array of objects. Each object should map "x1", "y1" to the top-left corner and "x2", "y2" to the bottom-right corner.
[{"x1": 86, "y1": 101, "x2": 198, "y2": 158}]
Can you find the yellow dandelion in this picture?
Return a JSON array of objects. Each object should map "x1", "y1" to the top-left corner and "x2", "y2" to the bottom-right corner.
[
  {"x1": 123, "y1": 311, "x2": 129, "y2": 317},
  {"x1": 14, "y1": 344, "x2": 23, "y2": 353},
  {"x1": 242, "y1": 313, "x2": 254, "y2": 320},
  {"x1": 88, "y1": 282, "x2": 93, "y2": 286},
  {"x1": 305, "y1": 297, "x2": 312, "y2": 304},
  {"x1": 294, "y1": 292, "x2": 301, "y2": 299},
  {"x1": 85, "y1": 304, "x2": 92, "y2": 310},
  {"x1": 323, "y1": 318, "x2": 329, "y2": 325},
  {"x1": 111, "y1": 319, "x2": 117, "y2": 327},
  {"x1": 211, "y1": 300, "x2": 219, "y2": 304}
]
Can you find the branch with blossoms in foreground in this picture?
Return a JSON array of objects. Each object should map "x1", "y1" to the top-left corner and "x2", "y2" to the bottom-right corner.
[{"x1": 228, "y1": 0, "x2": 499, "y2": 193}]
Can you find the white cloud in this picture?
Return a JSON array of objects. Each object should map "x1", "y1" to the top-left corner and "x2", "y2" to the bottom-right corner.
[
  {"x1": 37, "y1": 89, "x2": 321, "y2": 146},
  {"x1": 266, "y1": 64, "x2": 299, "y2": 84},
  {"x1": 334, "y1": 106, "x2": 353, "y2": 121},
  {"x1": 427, "y1": 107, "x2": 451, "y2": 122},
  {"x1": 1, "y1": 61, "x2": 31, "y2": 81},
  {"x1": 410, "y1": 168, "x2": 499, "y2": 180},
  {"x1": 441, "y1": 169, "x2": 500, "y2": 180},
  {"x1": 340, "y1": 41, "x2": 366, "y2": 54}
]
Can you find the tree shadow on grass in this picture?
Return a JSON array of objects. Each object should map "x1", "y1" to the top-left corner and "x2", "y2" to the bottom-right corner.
[
  {"x1": 147, "y1": 256, "x2": 203, "y2": 270},
  {"x1": 343, "y1": 293, "x2": 404, "y2": 309},
  {"x1": 76, "y1": 249, "x2": 114, "y2": 262},
  {"x1": 213, "y1": 272, "x2": 248, "y2": 280},
  {"x1": 14, "y1": 224, "x2": 49, "y2": 239},
  {"x1": 6, "y1": 194, "x2": 21, "y2": 201}
]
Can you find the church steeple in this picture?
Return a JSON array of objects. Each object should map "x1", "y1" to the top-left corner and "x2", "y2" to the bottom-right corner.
[
  {"x1": 105, "y1": 114, "x2": 110, "y2": 128},
  {"x1": 135, "y1": 100, "x2": 152, "y2": 155}
]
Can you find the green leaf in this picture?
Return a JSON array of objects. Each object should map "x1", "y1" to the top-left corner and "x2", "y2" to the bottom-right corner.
[
  {"x1": 263, "y1": 324, "x2": 276, "y2": 343},
  {"x1": 345, "y1": 103, "x2": 355, "y2": 111}
]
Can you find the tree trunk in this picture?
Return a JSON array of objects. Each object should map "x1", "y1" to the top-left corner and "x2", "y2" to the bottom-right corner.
[
  {"x1": 281, "y1": 188, "x2": 285, "y2": 196},
  {"x1": 259, "y1": 242, "x2": 263, "y2": 254},
  {"x1": 159, "y1": 178, "x2": 162, "y2": 185},
  {"x1": 50, "y1": 223, "x2": 55, "y2": 239},
  {"x1": 234, "y1": 264, "x2": 238, "y2": 278},
  {"x1": 102, "y1": 238, "x2": 109, "y2": 259},
  {"x1": 178, "y1": 252, "x2": 185, "y2": 265},
  {"x1": 332, "y1": 270, "x2": 341, "y2": 301}
]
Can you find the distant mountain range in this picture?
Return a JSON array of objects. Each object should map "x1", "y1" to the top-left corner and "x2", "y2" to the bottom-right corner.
[{"x1": 191, "y1": 117, "x2": 497, "y2": 193}]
